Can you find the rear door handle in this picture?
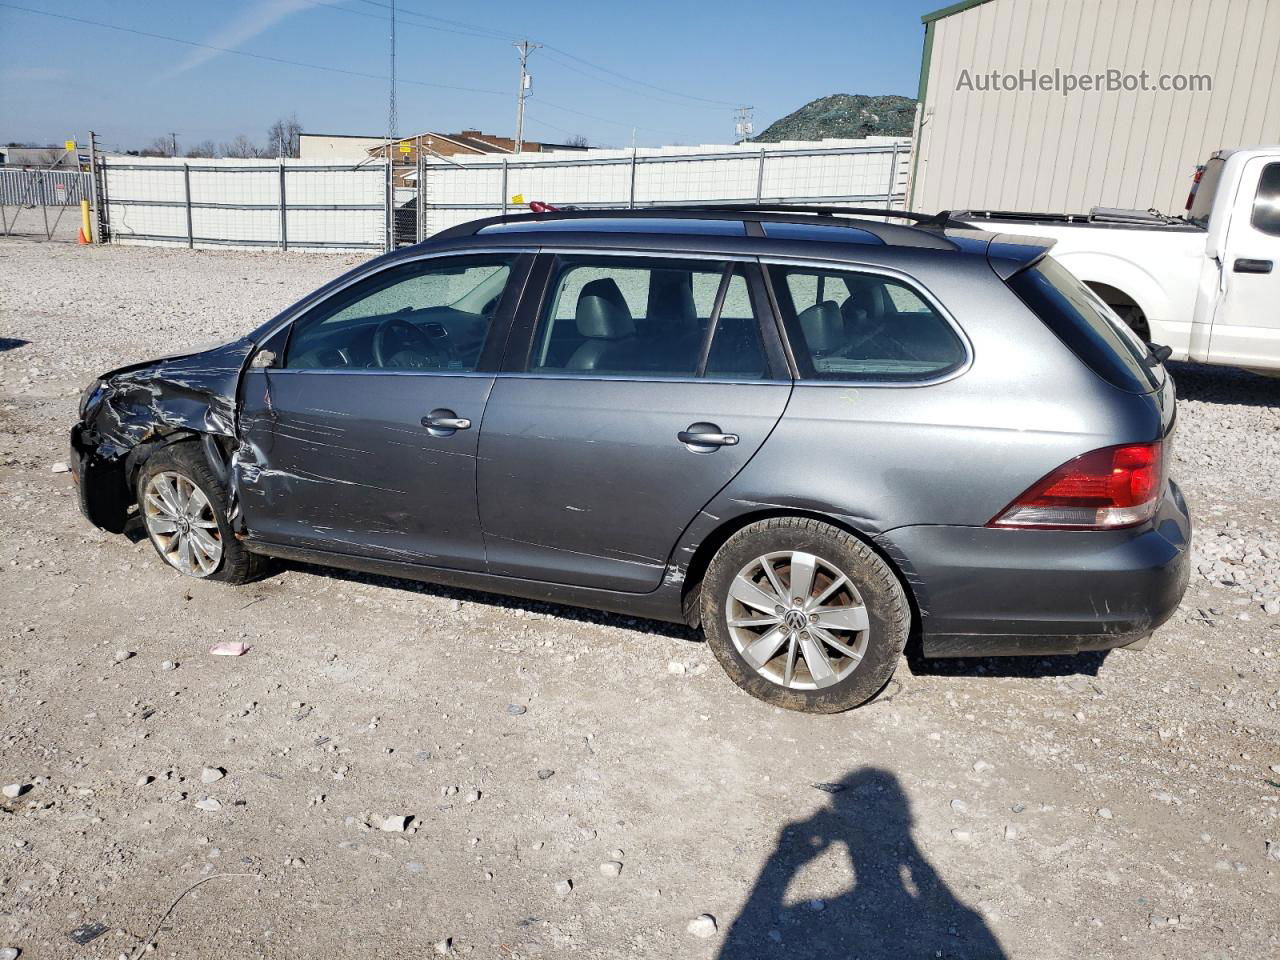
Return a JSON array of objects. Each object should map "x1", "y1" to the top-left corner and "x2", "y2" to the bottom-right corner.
[
  {"x1": 421, "y1": 408, "x2": 471, "y2": 436},
  {"x1": 678, "y1": 422, "x2": 739, "y2": 450},
  {"x1": 1233, "y1": 258, "x2": 1273, "y2": 274}
]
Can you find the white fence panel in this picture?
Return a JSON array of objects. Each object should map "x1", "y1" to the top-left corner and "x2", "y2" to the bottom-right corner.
[
  {"x1": 420, "y1": 138, "x2": 913, "y2": 237},
  {"x1": 102, "y1": 157, "x2": 386, "y2": 251},
  {"x1": 99, "y1": 141, "x2": 912, "y2": 252}
]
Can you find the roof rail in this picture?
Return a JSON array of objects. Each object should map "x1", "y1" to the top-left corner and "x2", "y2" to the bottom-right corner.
[{"x1": 431, "y1": 203, "x2": 955, "y2": 241}]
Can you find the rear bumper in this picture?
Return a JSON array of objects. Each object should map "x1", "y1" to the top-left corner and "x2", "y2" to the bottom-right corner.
[{"x1": 881, "y1": 480, "x2": 1191, "y2": 657}]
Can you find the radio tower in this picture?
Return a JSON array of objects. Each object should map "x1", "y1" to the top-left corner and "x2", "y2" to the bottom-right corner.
[{"x1": 387, "y1": 0, "x2": 398, "y2": 143}]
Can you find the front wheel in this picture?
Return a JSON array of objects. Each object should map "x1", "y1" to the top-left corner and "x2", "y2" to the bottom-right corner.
[
  {"x1": 135, "y1": 442, "x2": 265, "y2": 584},
  {"x1": 701, "y1": 517, "x2": 910, "y2": 713}
]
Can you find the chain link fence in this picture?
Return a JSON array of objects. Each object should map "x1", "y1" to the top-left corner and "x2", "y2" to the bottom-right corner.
[{"x1": 1, "y1": 168, "x2": 93, "y2": 240}]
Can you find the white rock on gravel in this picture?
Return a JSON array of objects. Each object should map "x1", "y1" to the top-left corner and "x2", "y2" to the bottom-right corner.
[
  {"x1": 381, "y1": 815, "x2": 410, "y2": 832},
  {"x1": 465, "y1": 790, "x2": 481, "y2": 803},
  {"x1": 667, "y1": 661, "x2": 686, "y2": 675},
  {"x1": 194, "y1": 798, "x2": 221, "y2": 812},
  {"x1": 112, "y1": 649, "x2": 133, "y2": 663},
  {"x1": 433, "y1": 937, "x2": 453, "y2": 955},
  {"x1": 1097, "y1": 807, "x2": 1114, "y2": 820},
  {"x1": 599, "y1": 860, "x2": 623, "y2": 877},
  {"x1": 200, "y1": 767, "x2": 225, "y2": 784},
  {"x1": 2, "y1": 784, "x2": 28, "y2": 799},
  {"x1": 687, "y1": 914, "x2": 717, "y2": 938},
  {"x1": 49, "y1": 461, "x2": 69, "y2": 473},
  {"x1": 554, "y1": 879, "x2": 573, "y2": 896},
  {"x1": 0, "y1": 946, "x2": 20, "y2": 960}
]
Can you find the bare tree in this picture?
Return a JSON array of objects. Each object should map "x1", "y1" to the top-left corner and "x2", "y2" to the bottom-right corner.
[
  {"x1": 138, "y1": 136, "x2": 175, "y2": 157},
  {"x1": 184, "y1": 140, "x2": 219, "y2": 158},
  {"x1": 266, "y1": 113, "x2": 303, "y2": 158},
  {"x1": 565, "y1": 134, "x2": 589, "y2": 148},
  {"x1": 221, "y1": 134, "x2": 264, "y2": 159}
]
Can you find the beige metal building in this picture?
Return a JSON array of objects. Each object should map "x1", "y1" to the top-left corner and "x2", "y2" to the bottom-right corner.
[{"x1": 908, "y1": 0, "x2": 1280, "y2": 215}]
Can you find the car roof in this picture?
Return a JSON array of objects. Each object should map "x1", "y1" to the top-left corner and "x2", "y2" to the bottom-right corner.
[{"x1": 408, "y1": 205, "x2": 1051, "y2": 278}]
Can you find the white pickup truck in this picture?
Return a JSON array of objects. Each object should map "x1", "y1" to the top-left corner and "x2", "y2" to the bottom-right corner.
[{"x1": 958, "y1": 146, "x2": 1280, "y2": 375}]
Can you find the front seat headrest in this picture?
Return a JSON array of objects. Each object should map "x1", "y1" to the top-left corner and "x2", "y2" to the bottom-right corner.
[
  {"x1": 798, "y1": 300, "x2": 844, "y2": 354},
  {"x1": 645, "y1": 270, "x2": 696, "y2": 334},
  {"x1": 576, "y1": 278, "x2": 635, "y2": 339}
]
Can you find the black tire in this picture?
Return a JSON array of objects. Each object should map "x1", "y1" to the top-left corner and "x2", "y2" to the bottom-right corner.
[
  {"x1": 134, "y1": 441, "x2": 266, "y2": 585},
  {"x1": 701, "y1": 517, "x2": 910, "y2": 713}
]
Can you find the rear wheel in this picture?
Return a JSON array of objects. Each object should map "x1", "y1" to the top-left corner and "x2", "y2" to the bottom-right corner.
[
  {"x1": 135, "y1": 443, "x2": 264, "y2": 584},
  {"x1": 701, "y1": 517, "x2": 910, "y2": 713}
]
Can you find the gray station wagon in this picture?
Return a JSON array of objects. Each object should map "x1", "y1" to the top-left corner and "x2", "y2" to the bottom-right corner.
[{"x1": 70, "y1": 205, "x2": 1190, "y2": 712}]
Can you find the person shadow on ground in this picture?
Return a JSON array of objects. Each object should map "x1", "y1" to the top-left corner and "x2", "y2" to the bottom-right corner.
[{"x1": 717, "y1": 767, "x2": 1008, "y2": 960}]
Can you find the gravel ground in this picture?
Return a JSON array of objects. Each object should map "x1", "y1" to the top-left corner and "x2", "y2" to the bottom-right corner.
[{"x1": 1, "y1": 239, "x2": 1279, "y2": 959}]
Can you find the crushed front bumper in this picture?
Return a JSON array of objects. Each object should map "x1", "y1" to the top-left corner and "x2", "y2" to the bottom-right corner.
[{"x1": 69, "y1": 424, "x2": 131, "y2": 533}]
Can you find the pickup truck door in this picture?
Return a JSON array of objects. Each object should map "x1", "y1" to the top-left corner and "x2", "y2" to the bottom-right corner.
[{"x1": 1209, "y1": 158, "x2": 1280, "y2": 370}]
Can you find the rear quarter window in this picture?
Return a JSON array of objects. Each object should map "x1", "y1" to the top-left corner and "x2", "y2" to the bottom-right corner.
[
  {"x1": 1008, "y1": 256, "x2": 1162, "y2": 394},
  {"x1": 766, "y1": 264, "x2": 966, "y2": 382}
]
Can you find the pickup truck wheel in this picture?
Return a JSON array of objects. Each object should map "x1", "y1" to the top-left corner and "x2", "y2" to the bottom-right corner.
[
  {"x1": 701, "y1": 517, "x2": 910, "y2": 713},
  {"x1": 1108, "y1": 303, "x2": 1150, "y2": 341},
  {"x1": 135, "y1": 443, "x2": 265, "y2": 584}
]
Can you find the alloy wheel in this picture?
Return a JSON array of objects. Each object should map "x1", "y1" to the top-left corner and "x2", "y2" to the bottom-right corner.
[
  {"x1": 141, "y1": 471, "x2": 223, "y2": 577},
  {"x1": 724, "y1": 550, "x2": 870, "y2": 690}
]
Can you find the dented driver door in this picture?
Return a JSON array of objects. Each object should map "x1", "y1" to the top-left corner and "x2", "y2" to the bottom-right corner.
[{"x1": 234, "y1": 252, "x2": 531, "y2": 572}]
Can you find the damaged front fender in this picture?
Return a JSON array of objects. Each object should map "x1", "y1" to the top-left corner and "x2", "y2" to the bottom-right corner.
[{"x1": 70, "y1": 339, "x2": 254, "y2": 532}]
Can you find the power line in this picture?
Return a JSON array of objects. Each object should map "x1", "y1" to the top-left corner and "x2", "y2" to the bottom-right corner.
[
  {"x1": 539, "y1": 42, "x2": 738, "y2": 108},
  {"x1": 0, "y1": 2, "x2": 508, "y2": 98},
  {"x1": 0, "y1": 2, "x2": 690, "y2": 142},
  {"x1": 297, "y1": 0, "x2": 737, "y2": 109}
]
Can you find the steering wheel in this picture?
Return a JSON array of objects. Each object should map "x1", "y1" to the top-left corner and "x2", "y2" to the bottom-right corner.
[{"x1": 371, "y1": 315, "x2": 445, "y2": 368}]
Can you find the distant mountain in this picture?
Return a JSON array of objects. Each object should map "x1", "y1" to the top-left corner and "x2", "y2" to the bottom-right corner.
[{"x1": 754, "y1": 94, "x2": 916, "y2": 142}]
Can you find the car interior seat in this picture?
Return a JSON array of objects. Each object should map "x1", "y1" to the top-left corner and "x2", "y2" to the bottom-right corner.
[{"x1": 566, "y1": 278, "x2": 640, "y2": 371}]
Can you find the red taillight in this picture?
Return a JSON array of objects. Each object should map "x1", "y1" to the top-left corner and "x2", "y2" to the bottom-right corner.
[{"x1": 988, "y1": 442, "x2": 1163, "y2": 530}]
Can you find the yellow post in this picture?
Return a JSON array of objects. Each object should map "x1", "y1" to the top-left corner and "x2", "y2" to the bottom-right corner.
[{"x1": 79, "y1": 199, "x2": 92, "y2": 244}]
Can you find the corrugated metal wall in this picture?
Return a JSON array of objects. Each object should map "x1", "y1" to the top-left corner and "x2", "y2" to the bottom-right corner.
[{"x1": 911, "y1": 0, "x2": 1280, "y2": 215}]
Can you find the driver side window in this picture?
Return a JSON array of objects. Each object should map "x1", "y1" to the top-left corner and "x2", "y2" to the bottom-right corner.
[{"x1": 285, "y1": 255, "x2": 517, "y2": 371}]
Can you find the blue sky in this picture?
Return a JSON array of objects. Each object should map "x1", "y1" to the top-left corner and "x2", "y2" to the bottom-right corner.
[{"x1": 0, "y1": 0, "x2": 941, "y2": 151}]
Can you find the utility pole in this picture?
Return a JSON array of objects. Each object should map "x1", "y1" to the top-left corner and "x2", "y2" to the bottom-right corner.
[
  {"x1": 733, "y1": 106, "x2": 753, "y2": 145},
  {"x1": 513, "y1": 39, "x2": 541, "y2": 153},
  {"x1": 170, "y1": 132, "x2": 178, "y2": 157}
]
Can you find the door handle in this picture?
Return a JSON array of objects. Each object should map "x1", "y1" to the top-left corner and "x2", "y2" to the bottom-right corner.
[
  {"x1": 421, "y1": 408, "x2": 471, "y2": 436},
  {"x1": 1233, "y1": 258, "x2": 1273, "y2": 274},
  {"x1": 678, "y1": 422, "x2": 739, "y2": 451}
]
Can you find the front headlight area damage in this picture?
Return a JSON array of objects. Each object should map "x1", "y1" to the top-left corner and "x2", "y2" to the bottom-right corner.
[{"x1": 69, "y1": 340, "x2": 254, "y2": 534}]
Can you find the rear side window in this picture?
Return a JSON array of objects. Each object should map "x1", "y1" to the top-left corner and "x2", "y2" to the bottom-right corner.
[
  {"x1": 1251, "y1": 162, "x2": 1280, "y2": 236},
  {"x1": 1008, "y1": 256, "x2": 1161, "y2": 393},
  {"x1": 527, "y1": 256, "x2": 769, "y2": 379},
  {"x1": 1188, "y1": 156, "x2": 1225, "y2": 225},
  {"x1": 766, "y1": 264, "x2": 966, "y2": 382}
]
